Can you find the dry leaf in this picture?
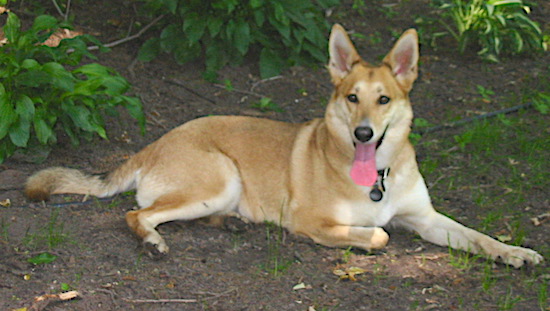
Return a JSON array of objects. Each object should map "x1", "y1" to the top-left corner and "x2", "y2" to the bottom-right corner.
[
  {"x1": 332, "y1": 266, "x2": 366, "y2": 281},
  {"x1": 42, "y1": 29, "x2": 83, "y2": 47},
  {"x1": 0, "y1": 198, "x2": 11, "y2": 207},
  {"x1": 292, "y1": 282, "x2": 311, "y2": 290}
]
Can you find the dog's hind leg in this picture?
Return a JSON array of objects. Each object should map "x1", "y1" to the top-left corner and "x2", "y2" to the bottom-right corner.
[{"x1": 126, "y1": 176, "x2": 241, "y2": 258}]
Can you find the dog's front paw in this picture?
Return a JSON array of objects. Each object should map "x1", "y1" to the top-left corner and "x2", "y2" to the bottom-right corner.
[
  {"x1": 143, "y1": 235, "x2": 169, "y2": 259},
  {"x1": 144, "y1": 241, "x2": 169, "y2": 259},
  {"x1": 495, "y1": 245, "x2": 543, "y2": 268}
]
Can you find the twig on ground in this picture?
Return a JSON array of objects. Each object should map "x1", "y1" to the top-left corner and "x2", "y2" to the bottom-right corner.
[
  {"x1": 165, "y1": 79, "x2": 217, "y2": 105},
  {"x1": 124, "y1": 287, "x2": 236, "y2": 304},
  {"x1": 85, "y1": 14, "x2": 166, "y2": 51},
  {"x1": 212, "y1": 83, "x2": 264, "y2": 98},
  {"x1": 124, "y1": 298, "x2": 198, "y2": 303},
  {"x1": 250, "y1": 75, "x2": 283, "y2": 92}
]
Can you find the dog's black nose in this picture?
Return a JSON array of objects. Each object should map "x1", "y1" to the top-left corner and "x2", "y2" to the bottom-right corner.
[{"x1": 354, "y1": 126, "x2": 373, "y2": 143}]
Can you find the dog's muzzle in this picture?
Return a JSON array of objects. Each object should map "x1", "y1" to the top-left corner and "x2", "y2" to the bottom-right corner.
[{"x1": 353, "y1": 125, "x2": 388, "y2": 148}]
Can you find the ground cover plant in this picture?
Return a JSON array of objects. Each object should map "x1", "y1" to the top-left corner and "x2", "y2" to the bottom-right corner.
[
  {"x1": 0, "y1": 0, "x2": 548, "y2": 310},
  {"x1": 418, "y1": 0, "x2": 545, "y2": 61},
  {"x1": 0, "y1": 12, "x2": 144, "y2": 163}
]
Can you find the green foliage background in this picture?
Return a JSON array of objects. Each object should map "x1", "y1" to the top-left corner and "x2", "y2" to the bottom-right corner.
[
  {"x1": 0, "y1": 13, "x2": 145, "y2": 163},
  {"x1": 138, "y1": 0, "x2": 339, "y2": 80}
]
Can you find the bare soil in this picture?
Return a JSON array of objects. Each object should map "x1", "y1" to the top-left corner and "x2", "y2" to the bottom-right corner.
[{"x1": 1, "y1": 1, "x2": 548, "y2": 310}]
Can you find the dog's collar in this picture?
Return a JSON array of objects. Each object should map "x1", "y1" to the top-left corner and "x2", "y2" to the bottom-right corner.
[
  {"x1": 370, "y1": 167, "x2": 390, "y2": 202},
  {"x1": 376, "y1": 124, "x2": 389, "y2": 149}
]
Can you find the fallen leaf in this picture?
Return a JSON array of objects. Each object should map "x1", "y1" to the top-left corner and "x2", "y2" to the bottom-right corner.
[
  {"x1": 0, "y1": 198, "x2": 10, "y2": 207},
  {"x1": 292, "y1": 282, "x2": 311, "y2": 290},
  {"x1": 332, "y1": 266, "x2": 366, "y2": 281}
]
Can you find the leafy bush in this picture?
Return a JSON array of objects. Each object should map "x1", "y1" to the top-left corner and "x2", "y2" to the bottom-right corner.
[
  {"x1": 0, "y1": 13, "x2": 145, "y2": 163},
  {"x1": 138, "y1": 0, "x2": 339, "y2": 80},
  {"x1": 419, "y1": 0, "x2": 544, "y2": 61}
]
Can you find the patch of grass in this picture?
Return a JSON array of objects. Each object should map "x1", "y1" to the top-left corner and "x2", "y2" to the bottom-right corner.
[
  {"x1": 1, "y1": 217, "x2": 10, "y2": 243},
  {"x1": 23, "y1": 207, "x2": 71, "y2": 250},
  {"x1": 260, "y1": 221, "x2": 293, "y2": 277},
  {"x1": 497, "y1": 286, "x2": 523, "y2": 310},
  {"x1": 251, "y1": 97, "x2": 284, "y2": 113},
  {"x1": 538, "y1": 281, "x2": 548, "y2": 311}
]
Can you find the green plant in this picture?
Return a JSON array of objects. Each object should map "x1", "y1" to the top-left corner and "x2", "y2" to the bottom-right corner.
[
  {"x1": 476, "y1": 84, "x2": 494, "y2": 102},
  {"x1": 23, "y1": 207, "x2": 70, "y2": 249},
  {"x1": 138, "y1": 0, "x2": 339, "y2": 80},
  {"x1": 0, "y1": 12, "x2": 145, "y2": 163},
  {"x1": 422, "y1": 0, "x2": 544, "y2": 61},
  {"x1": 27, "y1": 252, "x2": 58, "y2": 265},
  {"x1": 497, "y1": 287, "x2": 523, "y2": 310},
  {"x1": 538, "y1": 281, "x2": 548, "y2": 311},
  {"x1": 251, "y1": 97, "x2": 284, "y2": 112},
  {"x1": 261, "y1": 221, "x2": 293, "y2": 276}
]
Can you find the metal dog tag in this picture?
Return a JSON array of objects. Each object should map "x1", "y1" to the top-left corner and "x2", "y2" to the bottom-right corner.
[{"x1": 369, "y1": 187, "x2": 383, "y2": 202}]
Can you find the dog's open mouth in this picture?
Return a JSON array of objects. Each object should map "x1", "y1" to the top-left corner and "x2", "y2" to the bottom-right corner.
[{"x1": 350, "y1": 126, "x2": 388, "y2": 187}]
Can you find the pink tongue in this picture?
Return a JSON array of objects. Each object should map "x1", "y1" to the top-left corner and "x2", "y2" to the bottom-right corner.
[{"x1": 350, "y1": 143, "x2": 377, "y2": 186}]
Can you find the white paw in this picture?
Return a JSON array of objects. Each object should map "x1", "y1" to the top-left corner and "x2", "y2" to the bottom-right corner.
[
  {"x1": 496, "y1": 245, "x2": 543, "y2": 268},
  {"x1": 370, "y1": 227, "x2": 389, "y2": 249}
]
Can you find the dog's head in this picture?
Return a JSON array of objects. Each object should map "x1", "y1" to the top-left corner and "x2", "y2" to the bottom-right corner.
[{"x1": 325, "y1": 24, "x2": 419, "y2": 186}]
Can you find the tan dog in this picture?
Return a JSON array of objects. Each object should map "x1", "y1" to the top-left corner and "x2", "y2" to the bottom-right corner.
[{"x1": 25, "y1": 24, "x2": 543, "y2": 268}]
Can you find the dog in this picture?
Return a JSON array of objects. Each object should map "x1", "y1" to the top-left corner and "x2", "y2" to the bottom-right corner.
[{"x1": 25, "y1": 24, "x2": 543, "y2": 268}]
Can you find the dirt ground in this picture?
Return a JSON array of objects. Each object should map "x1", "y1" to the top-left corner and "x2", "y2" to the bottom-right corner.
[{"x1": 1, "y1": 1, "x2": 549, "y2": 310}]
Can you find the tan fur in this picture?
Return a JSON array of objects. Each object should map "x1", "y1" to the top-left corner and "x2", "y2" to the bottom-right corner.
[{"x1": 25, "y1": 25, "x2": 542, "y2": 267}]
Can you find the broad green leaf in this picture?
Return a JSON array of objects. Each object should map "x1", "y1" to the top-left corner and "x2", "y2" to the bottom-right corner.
[
  {"x1": 249, "y1": 0, "x2": 264, "y2": 9},
  {"x1": 0, "y1": 97, "x2": 17, "y2": 140},
  {"x1": 15, "y1": 95, "x2": 35, "y2": 121},
  {"x1": 254, "y1": 10, "x2": 266, "y2": 27},
  {"x1": 159, "y1": 24, "x2": 181, "y2": 53},
  {"x1": 31, "y1": 15, "x2": 58, "y2": 32},
  {"x1": 43, "y1": 62, "x2": 75, "y2": 91},
  {"x1": 137, "y1": 37, "x2": 161, "y2": 62},
  {"x1": 122, "y1": 96, "x2": 146, "y2": 134},
  {"x1": 28, "y1": 252, "x2": 58, "y2": 265},
  {"x1": 15, "y1": 70, "x2": 52, "y2": 87},
  {"x1": 73, "y1": 63, "x2": 110, "y2": 77},
  {"x1": 21, "y1": 59, "x2": 41, "y2": 70},
  {"x1": 65, "y1": 104, "x2": 94, "y2": 132},
  {"x1": 233, "y1": 21, "x2": 250, "y2": 55},
  {"x1": 101, "y1": 76, "x2": 129, "y2": 96},
  {"x1": 4, "y1": 12, "x2": 21, "y2": 43},
  {"x1": 9, "y1": 118, "x2": 30, "y2": 147},
  {"x1": 260, "y1": 48, "x2": 284, "y2": 79},
  {"x1": 207, "y1": 17, "x2": 224, "y2": 38},
  {"x1": 183, "y1": 13, "x2": 206, "y2": 44},
  {"x1": 33, "y1": 117, "x2": 55, "y2": 144}
]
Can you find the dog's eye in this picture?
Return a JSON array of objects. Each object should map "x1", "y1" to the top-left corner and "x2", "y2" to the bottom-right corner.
[
  {"x1": 347, "y1": 94, "x2": 359, "y2": 103},
  {"x1": 378, "y1": 96, "x2": 390, "y2": 105}
]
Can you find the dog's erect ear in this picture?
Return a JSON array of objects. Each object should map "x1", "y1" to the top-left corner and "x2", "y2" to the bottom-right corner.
[
  {"x1": 383, "y1": 29, "x2": 419, "y2": 92},
  {"x1": 328, "y1": 24, "x2": 361, "y2": 84}
]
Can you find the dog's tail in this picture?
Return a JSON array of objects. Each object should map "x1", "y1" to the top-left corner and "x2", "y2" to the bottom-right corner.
[{"x1": 25, "y1": 157, "x2": 141, "y2": 202}]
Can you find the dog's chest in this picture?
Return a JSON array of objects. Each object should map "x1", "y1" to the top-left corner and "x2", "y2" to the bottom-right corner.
[{"x1": 334, "y1": 195, "x2": 397, "y2": 227}]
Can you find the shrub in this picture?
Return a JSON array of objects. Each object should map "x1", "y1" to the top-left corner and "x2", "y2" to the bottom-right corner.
[
  {"x1": 137, "y1": 0, "x2": 339, "y2": 80},
  {"x1": 0, "y1": 13, "x2": 145, "y2": 163},
  {"x1": 419, "y1": 0, "x2": 544, "y2": 61}
]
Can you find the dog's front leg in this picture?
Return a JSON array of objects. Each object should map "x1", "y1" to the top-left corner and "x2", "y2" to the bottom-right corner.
[
  {"x1": 396, "y1": 211, "x2": 543, "y2": 268},
  {"x1": 299, "y1": 224, "x2": 390, "y2": 251}
]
